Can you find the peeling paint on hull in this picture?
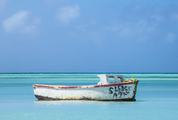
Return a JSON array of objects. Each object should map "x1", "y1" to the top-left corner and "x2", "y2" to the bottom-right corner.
[{"x1": 33, "y1": 80, "x2": 138, "y2": 101}]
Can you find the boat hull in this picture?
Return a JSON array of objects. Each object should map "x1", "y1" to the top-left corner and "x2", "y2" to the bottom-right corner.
[{"x1": 33, "y1": 80, "x2": 138, "y2": 101}]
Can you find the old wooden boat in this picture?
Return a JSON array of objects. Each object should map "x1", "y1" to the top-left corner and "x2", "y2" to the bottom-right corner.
[{"x1": 33, "y1": 74, "x2": 138, "y2": 101}]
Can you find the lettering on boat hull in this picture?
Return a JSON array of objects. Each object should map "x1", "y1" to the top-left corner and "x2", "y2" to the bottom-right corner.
[{"x1": 109, "y1": 85, "x2": 133, "y2": 99}]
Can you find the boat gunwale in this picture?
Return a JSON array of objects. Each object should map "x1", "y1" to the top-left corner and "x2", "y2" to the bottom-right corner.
[{"x1": 33, "y1": 80, "x2": 138, "y2": 89}]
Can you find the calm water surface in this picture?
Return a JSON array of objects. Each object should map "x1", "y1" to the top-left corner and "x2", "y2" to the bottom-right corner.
[{"x1": 0, "y1": 73, "x2": 178, "y2": 120}]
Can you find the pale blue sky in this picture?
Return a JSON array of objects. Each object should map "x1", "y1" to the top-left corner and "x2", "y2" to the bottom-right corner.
[{"x1": 0, "y1": 0, "x2": 178, "y2": 72}]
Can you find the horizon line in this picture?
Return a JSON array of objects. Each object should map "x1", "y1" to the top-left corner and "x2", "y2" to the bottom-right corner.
[{"x1": 0, "y1": 72, "x2": 178, "y2": 74}]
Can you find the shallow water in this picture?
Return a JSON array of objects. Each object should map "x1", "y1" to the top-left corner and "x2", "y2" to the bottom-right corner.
[{"x1": 0, "y1": 73, "x2": 178, "y2": 120}]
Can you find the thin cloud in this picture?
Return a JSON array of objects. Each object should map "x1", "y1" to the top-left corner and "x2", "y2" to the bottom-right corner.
[
  {"x1": 166, "y1": 33, "x2": 177, "y2": 43},
  {"x1": 103, "y1": 20, "x2": 158, "y2": 42},
  {"x1": 2, "y1": 10, "x2": 40, "y2": 34},
  {"x1": 56, "y1": 5, "x2": 80, "y2": 24},
  {"x1": 0, "y1": 0, "x2": 7, "y2": 11}
]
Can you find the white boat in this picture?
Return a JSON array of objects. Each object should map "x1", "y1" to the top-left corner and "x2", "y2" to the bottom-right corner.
[{"x1": 33, "y1": 74, "x2": 138, "y2": 101}]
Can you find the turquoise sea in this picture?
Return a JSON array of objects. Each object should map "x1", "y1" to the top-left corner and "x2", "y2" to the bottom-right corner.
[{"x1": 0, "y1": 73, "x2": 178, "y2": 120}]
